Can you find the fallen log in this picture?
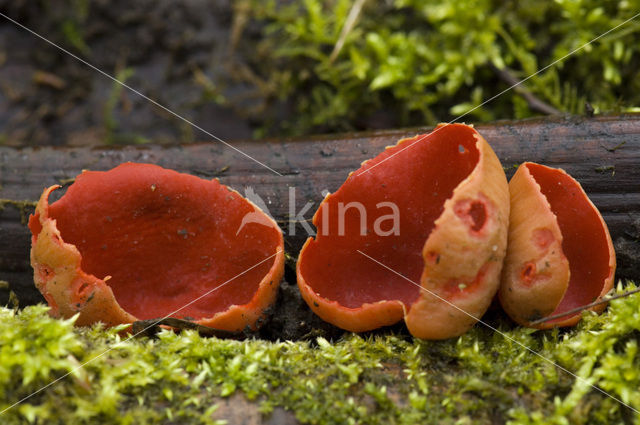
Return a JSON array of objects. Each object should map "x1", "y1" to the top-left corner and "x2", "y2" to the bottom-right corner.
[{"x1": 1, "y1": 114, "x2": 639, "y2": 308}]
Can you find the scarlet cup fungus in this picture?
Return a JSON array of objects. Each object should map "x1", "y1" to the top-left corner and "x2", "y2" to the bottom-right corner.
[
  {"x1": 29, "y1": 163, "x2": 284, "y2": 331},
  {"x1": 297, "y1": 124, "x2": 510, "y2": 339},
  {"x1": 499, "y1": 162, "x2": 616, "y2": 328}
]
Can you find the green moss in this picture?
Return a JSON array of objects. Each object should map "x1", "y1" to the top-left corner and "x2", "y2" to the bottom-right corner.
[
  {"x1": 0, "y1": 199, "x2": 37, "y2": 225},
  {"x1": 231, "y1": 0, "x2": 640, "y2": 136},
  {"x1": 102, "y1": 67, "x2": 150, "y2": 146},
  {"x1": 595, "y1": 165, "x2": 616, "y2": 176},
  {"x1": 1, "y1": 283, "x2": 639, "y2": 424}
]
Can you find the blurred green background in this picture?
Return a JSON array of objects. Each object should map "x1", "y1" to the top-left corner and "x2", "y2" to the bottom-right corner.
[{"x1": 0, "y1": 0, "x2": 639, "y2": 142}]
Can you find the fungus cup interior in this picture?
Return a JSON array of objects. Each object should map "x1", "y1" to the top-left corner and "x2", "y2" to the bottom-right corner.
[
  {"x1": 526, "y1": 163, "x2": 612, "y2": 321},
  {"x1": 299, "y1": 125, "x2": 480, "y2": 312},
  {"x1": 30, "y1": 163, "x2": 282, "y2": 321}
]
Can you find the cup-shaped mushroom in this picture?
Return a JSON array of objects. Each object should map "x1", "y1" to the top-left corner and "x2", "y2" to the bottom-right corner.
[
  {"x1": 296, "y1": 124, "x2": 510, "y2": 339},
  {"x1": 29, "y1": 163, "x2": 284, "y2": 331},
  {"x1": 499, "y1": 162, "x2": 616, "y2": 328}
]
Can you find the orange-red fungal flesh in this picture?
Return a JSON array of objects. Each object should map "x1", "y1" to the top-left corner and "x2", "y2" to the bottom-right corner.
[
  {"x1": 29, "y1": 163, "x2": 284, "y2": 331},
  {"x1": 499, "y1": 162, "x2": 615, "y2": 328},
  {"x1": 297, "y1": 124, "x2": 510, "y2": 339}
]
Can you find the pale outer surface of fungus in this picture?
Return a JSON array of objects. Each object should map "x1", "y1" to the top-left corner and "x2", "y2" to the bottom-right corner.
[
  {"x1": 499, "y1": 163, "x2": 616, "y2": 329},
  {"x1": 30, "y1": 167, "x2": 284, "y2": 331},
  {"x1": 297, "y1": 124, "x2": 510, "y2": 339},
  {"x1": 31, "y1": 185, "x2": 138, "y2": 327},
  {"x1": 405, "y1": 126, "x2": 509, "y2": 339}
]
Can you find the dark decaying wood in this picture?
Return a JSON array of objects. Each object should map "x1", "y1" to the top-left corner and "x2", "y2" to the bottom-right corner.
[
  {"x1": 1, "y1": 114, "x2": 639, "y2": 306},
  {"x1": 131, "y1": 317, "x2": 246, "y2": 339}
]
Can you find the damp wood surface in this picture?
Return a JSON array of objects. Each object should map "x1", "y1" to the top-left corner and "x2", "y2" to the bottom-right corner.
[{"x1": 1, "y1": 114, "x2": 640, "y2": 306}]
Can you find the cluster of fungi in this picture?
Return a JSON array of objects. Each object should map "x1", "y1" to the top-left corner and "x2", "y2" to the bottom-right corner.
[{"x1": 29, "y1": 124, "x2": 615, "y2": 339}]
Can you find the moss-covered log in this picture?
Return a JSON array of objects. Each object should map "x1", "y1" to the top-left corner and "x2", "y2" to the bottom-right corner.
[
  {"x1": 1, "y1": 115, "x2": 639, "y2": 308},
  {"x1": 1, "y1": 283, "x2": 639, "y2": 424}
]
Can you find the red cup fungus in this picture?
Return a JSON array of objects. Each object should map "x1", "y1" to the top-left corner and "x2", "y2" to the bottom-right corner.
[
  {"x1": 29, "y1": 163, "x2": 284, "y2": 331},
  {"x1": 296, "y1": 124, "x2": 510, "y2": 339},
  {"x1": 499, "y1": 162, "x2": 616, "y2": 328}
]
